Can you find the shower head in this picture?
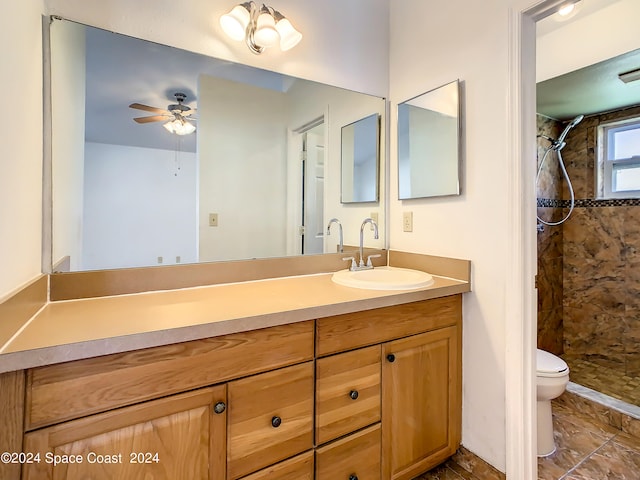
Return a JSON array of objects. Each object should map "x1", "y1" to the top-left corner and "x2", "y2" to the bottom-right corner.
[{"x1": 556, "y1": 114, "x2": 584, "y2": 145}]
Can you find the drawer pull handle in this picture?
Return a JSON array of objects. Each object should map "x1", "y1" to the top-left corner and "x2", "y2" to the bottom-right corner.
[
  {"x1": 271, "y1": 416, "x2": 282, "y2": 428},
  {"x1": 386, "y1": 353, "x2": 396, "y2": 363},
  {"x1": 213, "y1": 402, "x2": 226, "y2": 414},
  {"x1": 349, "y1": 474, "x2": 358, "y2": 480},
  {"x1": 349, "y1": 390, "x2": 359, "y2": 400}
]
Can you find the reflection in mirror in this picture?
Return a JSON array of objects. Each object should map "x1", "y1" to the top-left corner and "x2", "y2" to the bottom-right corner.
[
  {"x1": 341, "y1": 114, "x2": 380, "y2": 203},
  {"x1": 47, "y1": 18, "x2": 386, "y2": 272},
  {"x1": 398, "y1": 79, "x2": 460, "y2": 200}
]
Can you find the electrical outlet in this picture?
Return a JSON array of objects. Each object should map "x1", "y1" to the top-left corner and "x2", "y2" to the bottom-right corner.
[
  {"x1": 176, "y1": 256, "x2": 181, "y2": 263},
  {"x1": 209, "y1": 213, "x2": 219, "y2": 227},
  {"x1": 157, "y1": 256, "x2": 163, "y2": 264},
  {"x1": 403, "y1": 211, "x2": 413, "y2": 232}
]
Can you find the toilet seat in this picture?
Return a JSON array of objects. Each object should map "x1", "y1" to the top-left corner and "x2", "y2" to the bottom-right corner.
[{"x1": 537, "y1": 349, "x2": 569, "y2": 378}]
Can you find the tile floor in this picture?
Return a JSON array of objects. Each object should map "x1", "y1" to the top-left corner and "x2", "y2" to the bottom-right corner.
[
  {"x1": 415, "y1": 387, "x2": 640, "y2": 479},
  {"x1": 562, "y1": 355, "x2": 640, "y2": 407},
  {"x1": 537, "y1": 396, "x2": 640, "y2": 479}
]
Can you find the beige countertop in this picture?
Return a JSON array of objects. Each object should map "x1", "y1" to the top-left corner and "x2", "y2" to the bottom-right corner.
[{"x1": 0, "y1": 271, "x2": 469, "y2": 374}]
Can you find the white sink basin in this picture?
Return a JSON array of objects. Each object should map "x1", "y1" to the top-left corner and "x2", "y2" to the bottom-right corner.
[{"x1": 331, "y1": 266, "x2": 434, "y2": 290}]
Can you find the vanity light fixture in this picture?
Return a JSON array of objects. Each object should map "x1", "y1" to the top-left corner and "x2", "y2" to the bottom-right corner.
[
  {"x1": 220, "y1": 2, "x2": 302, "y2": 54},
  {"x1": 619, "y1": 68, "x2": 640, "y2": 84}
]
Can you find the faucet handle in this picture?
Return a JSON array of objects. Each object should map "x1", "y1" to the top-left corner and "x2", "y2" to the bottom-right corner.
[
  {"x1": 366, "y1": 254, "x2": 381, "y2": 267},
  {"x1": 342, "y1": 256, "x2": 357, "y2": 271}
]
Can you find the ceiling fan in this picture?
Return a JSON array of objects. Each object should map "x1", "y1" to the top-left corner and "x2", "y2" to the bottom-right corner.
[{"x1": 129, "y1": 92, "x2": 196, "y2": 135}]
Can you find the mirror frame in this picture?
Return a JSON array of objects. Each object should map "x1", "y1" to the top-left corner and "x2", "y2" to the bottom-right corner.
[{"x1": 397, "y1": 79, "x2": 461, "y2": 200}]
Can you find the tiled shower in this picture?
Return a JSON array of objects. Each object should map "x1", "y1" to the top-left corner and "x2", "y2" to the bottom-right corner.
[{"x1": 536, "y1": 105, "x2": 640, "y2": 406}]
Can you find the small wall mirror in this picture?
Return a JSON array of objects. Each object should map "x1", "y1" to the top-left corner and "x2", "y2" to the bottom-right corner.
[
  {"x1": 398, "y1": 79, "x2": 461, "y2": 199},
  {"x1": 341, "y1": 114, "x2": 380, "y2": 203}
]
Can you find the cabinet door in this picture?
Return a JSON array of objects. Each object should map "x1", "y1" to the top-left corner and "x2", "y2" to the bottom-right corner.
[
  {"x1": 22, "y1": 386, "x2": 227, "y2": 480},
  {"x1": 382, "y1": 326, "x2": 461, "y2": 480},
  {"x1": 227, "y1": 362, "x2": 314, "y2": 479}
]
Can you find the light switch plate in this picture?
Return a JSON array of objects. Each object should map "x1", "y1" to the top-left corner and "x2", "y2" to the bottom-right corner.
[{"x1": 209, "y1": 213, "x2": 219, "y2": 227}]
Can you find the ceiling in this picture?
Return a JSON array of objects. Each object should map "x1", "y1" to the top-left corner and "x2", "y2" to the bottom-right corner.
[
  {"x1": 536, "y1": 0, "x2": 640, "y2": 121},
  {"x1": 537, "y1": 48, "x2": 640, "y2": 121}
]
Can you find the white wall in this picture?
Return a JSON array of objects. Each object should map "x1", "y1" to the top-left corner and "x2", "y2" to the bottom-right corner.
[
  {"x1": 390, "y1": 0, "x2": 519, "y2": 472},
  {"x1": 44, "y1": 0, "x2": 389, "y2": 97},
  {"x1": 83, "y1": 143, "x2": 197, "y2": 270},
  {"x1": 0, "y1": 1, "x2": 45, "y2": 299},
  {"x1": 198, "y1": 75, "x2": 288, "y2": 262}
]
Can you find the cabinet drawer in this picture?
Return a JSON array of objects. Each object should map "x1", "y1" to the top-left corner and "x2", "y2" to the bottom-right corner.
[
  {"x1": 316, "y1": 423, "x2": 381, "y2": 480},
  {"x1": 26, "y1": 321, "x2": 313, "y2": 430},
  {"x1": 239, "y1": 450, "x2": 313, "y2": 480},
  {"x1": 227, "y1": 362, "x2": 314, "y2": 479},
  {"x1": 316, "y1": 296, "x2": 461, "y2": 356},
  {"x1": 316, "y1": 345, "x2": 381, "y2": 444}
]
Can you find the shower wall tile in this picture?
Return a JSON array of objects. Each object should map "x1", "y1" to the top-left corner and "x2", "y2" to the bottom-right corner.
[
  {"x1": 625, "y1": 311, "x2": 640, "y2": 377},
  {"x1": 537, "y1": 115, "x2": 564, "y2": 353},
  {"x1": 538, "y1": 307, "x2": 563, "y2": 355},
  {"x1": 538, "y1": 256, "x2": 563, "y2": 312},
  {"x1": 563, "y1": 207, "x2": 626, "y2": 262},
  {"x1": 561, "y1": 116, "x2": 595, "y2": 200},
  {"x1": 563, "y1": 307, "x2": 626, "y2": 369}
]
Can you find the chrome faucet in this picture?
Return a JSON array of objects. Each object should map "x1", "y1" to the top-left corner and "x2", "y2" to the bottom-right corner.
[
  {"x1": 326, "y1": 218, "x2": 343, "y2": 253},
  {"x1": 358, "y1": 217, "x2": 379, "y2": 269}
]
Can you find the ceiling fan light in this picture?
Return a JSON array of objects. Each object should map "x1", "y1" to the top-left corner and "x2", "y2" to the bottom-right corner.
[
  {"x1": 254, "y1": 9, "x2": 279, "y2": 47},
  {"x1": 275, "y1": 17, "x2": 302, "y2": 51},
  {"x1": 220, "y1": 3, "x2": 251, "y2": 41},
  {"x1": 164, "y1": 118, "x2": 196, "y2": 135},
  {"x1": 175, "y1": 120, "x2": 196, "y2": 135}
]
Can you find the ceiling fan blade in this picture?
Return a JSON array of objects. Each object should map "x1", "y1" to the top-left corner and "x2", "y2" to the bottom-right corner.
[
  {"x1": 129, "y1": 103, "x2": 169, "y2": 114},
  {"x1": 133, "y1": 115, "x2": 170, "y2": 124}
]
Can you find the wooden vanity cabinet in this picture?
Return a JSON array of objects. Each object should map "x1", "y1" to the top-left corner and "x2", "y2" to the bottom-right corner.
[
  {"x1": 17, "y1": 295, "x2": 462, "y2": 480},
  {"x1": 315, "y1": 294, "x2": 462, "y2": 480}
]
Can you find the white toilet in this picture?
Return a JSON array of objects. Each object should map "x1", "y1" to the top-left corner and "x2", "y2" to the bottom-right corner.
[{"x1": 536, "y1": 349, "x2": 570, "y2": 457}]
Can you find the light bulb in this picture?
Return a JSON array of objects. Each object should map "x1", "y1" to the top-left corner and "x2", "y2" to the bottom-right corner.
[
  {"x1": 253, "y1": 9, "x2": 278, "y2": 47},
  {"x1": 557, "y1": 3, "x2": 575, "y2": 16},
  {"x1": 275, "y1": 17, "x2": 302, "y2": 51},
  {"x1": 220, "y1": 4, "x2": 251, "y2": 41}
]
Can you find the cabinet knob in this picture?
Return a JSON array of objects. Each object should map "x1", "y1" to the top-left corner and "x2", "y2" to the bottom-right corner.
[
  {"x1": 271, "y1": 416, "x2": 282, "y2": 428},
  {"x1": 349, "y1": 474, "x2": 358, "y2": 480},
  {"x1": 349, "y1": 390, "x2": 359, "y2": 400},
  {"x1": 213, "y1": 402, "x2": 226, "y2": 414},
  {"x1": 386, "y1": 353, "x2": 396, "y2": 363}
]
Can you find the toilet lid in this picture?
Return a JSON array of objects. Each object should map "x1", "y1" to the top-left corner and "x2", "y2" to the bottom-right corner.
[{"x1": 537, "y1": 349, "x2": 569, "y2": 376}]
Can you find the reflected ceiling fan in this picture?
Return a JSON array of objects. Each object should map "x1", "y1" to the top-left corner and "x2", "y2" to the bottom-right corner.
[{"x1": 129, "y1": 92, "x2": 196, "y2": 135}]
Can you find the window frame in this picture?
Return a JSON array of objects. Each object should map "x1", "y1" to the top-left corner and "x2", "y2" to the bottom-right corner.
[{"x1": 597, "y1": 116, "x2": 640, "y2": 199}]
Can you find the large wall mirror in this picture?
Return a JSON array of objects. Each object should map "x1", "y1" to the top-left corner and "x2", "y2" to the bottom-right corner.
[
  {"x1": 341, "y1": 114, "x2": 380, "y2": 203},
  {"x1": 398, "y1": 79, "x2": 461, "y2": 200},
  {"x1": 46, "y1": 17, "x2": 386, "y2": 273}
]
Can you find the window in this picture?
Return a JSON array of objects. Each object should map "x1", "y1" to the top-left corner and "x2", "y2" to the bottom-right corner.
[{"x1": 598, "y1": 117, "x2": 640, "y2": 199}]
